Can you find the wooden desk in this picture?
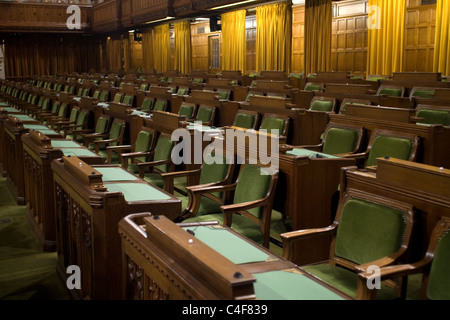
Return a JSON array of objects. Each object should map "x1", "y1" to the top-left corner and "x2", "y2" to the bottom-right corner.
[
  {"x1": 118, "y1": 214, "x2": 351, "y2": 300},
  {"x1": 51, "y1": 156, "x2": 181, "y2": 300},
  {"x1": 341, "y1": 158, "x2": 450, "y2": 262},
  {"x1": 22, "y1": 132, "x2": 104, "y2": 252},
  {"x1": 3, "y1": 117, "x2": 63, "y2": 204}
]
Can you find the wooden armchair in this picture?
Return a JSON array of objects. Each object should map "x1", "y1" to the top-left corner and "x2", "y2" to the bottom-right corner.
[
  {"x1": 62, "y1": 109, "x2": 90, "y2": 141},
  {"x1": 83, "y1": 118, "x2": 126, "y2": 156},
  {"x1": 73, "y1": 115, "x2": 111, "y2": 145},
  {"x1": 258, "y1": 113, "x2": 290, "y2": 139},
  {"x1": 357, "y1": 216, "x2": 450, "y2": 300},
  {"x1": 282, "y1": 189, "x2": 415, "y2": 299},
  {"x1": 51, "y1": 106, "x2": 80, "y2": 133},
  {"x1": 181, "y1": 164, "x2": 281, "y2": 248}
]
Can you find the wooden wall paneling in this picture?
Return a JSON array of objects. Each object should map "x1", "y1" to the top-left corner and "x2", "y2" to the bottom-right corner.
[
  {"x1": 245, "y1": 15, "x2": 256, "y2": 75},
  {"x1": 191, "y1": 21, "x2": 210, "y2": 71},
  {"x1": 292, "y1": 5, "x2": 305, "y2": 74}
]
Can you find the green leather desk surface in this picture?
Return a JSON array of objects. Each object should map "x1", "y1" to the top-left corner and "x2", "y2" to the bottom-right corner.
[
  {"x1": 34, "y1": 129, "x2": 61, "y2": 136},
  {"x1": 51, "y1": 140, "x2": 81, "y2": 148},
  {"x1": 287, "y1": 148, "x2": 339, "y2": 159},
  {"x1": 183, "y1": 225, "x2": 269, "y2": 264},
  {"x1": 182, "y1": 225, "x2": 346, "y2": 300},
  {"x1": 95, "y1": 167, "x2": 139, "y2": 182},
  {"x1": 2, "y1": 107, "x2": 21, "y2": 113},
  {"x1": 105, "y1": 182, "x2": 172, "y2": 202},
  {"x1": 60, "y1": 148, "x2": 99, "y2": 158},
  {"x1": 24, "y1": 124, "x2": 51, "y2": 130},
  {"x1": 10, "y1": 114, "x2": 35, "y2": 122}
]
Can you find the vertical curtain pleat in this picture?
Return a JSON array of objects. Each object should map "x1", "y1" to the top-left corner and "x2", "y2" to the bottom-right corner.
[
  {"x1": 256, "y1": 1, "x2": 292, "y2": 74},
  {"x1": 434, "y1": 0, "x2": 450, "y2": 76},
  {"x1": 221, "y1": 9, "x2": 247, "y2": 73},
  {"x1": 174, "y1": 20, "x2": 192, "y2": 75},
  {"x1": 367, "y1": 0, "x2": 406, "y2": 77},
  {"x1": 304, "y1": 0, "x2": 332, "y2": 75},
  {"x1": 142, "y1": 28, "x2": 154, "y2": 73},
  {"x1": 154, "y1": 24, "x2": 171, "y2": 73}
]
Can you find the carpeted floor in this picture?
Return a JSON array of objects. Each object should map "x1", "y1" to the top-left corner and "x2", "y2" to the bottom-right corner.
[{"x1": 0, "y1": 175, "x2": 70, "y2": 300}]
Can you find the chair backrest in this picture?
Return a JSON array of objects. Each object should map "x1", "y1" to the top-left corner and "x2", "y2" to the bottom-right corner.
[
  {"x1": 108, "y1": 120, "x2": 125, "y2": 146},
  {"x1": 75, "y1": 109, "x2": 89, "y2": 128},
  {"x1": 92, "y1": 90, "x2": 101, "y2": 99},
  {"x1": 377, "y1": 85, "x2": 405, "y2": 97},
  {"x1": 332, "y1": 190, "x2": 414, "y2": 268},
  {"x1": 153, "y1": 134, "x2": 175, "y2": 172},
  {"x1": 199, "y1": 153, "x2": 233, "y2": 186},
  {"x1": 217, "y1": 90, "x2": 230, "y2": 101},
  {"x1": 415, "y1": 105, "x2": 450, "y2": 126},
  {"x1": 58, "y1": 103, "x2": 68, "y2": 117},
  {"x1": 196, "y1": 106, "x2": 215, "y2": 124},
  {"x1": 177, "y1": 87, "x2": 189, "y2": 96},
  {"x1": 309, "y1": 97, "x2": 336, "y2": 112},
  {"x1": 50, "y1": 101, "x2": 61, "y2": 114},
  {"x1": 153, "y1": 100, "x2": 167, "y2": 112},
  {"x1": 365, "y1": 129, "x2": 420, "y2": 167},
  {"x1": 134, "y1": 129, "x2": 154, "y2": 162},
  {"x1": 233, "y1": 110, "x2": 258, "y2": 129},
  {"x1": 113, "y1": 93, "x2": 123, "y2": 103},
  {"x1": 322, "y1": 124, "x2": 363, "y2": 155},
  {"x1": 95, "y1": 116, "x2": 109, "y2": 134},
  {"x1": 141, "y1": 98, "x2": 154, "y2": 112},
  {"x1": 122, "y1": 94, "x2": 134, "y2": 105},
  {"x1": 179, "y1": 103, "x2": 196, "y2": 119},
  {"x1": 259, "y1": 114, "x2": 289, "y2": 137},
  {"x1": 339, "y1": 98, "x2": 371, "y2": 114},
  {"x1": 68, "y1": 108, "x2": 79, "y2": 123},
  {"x1": 304, "y1": 82, "x2": 324, "y2": 92},
  {"x1": 410, "y1": 87, "x2": 436, "y2": 99},
  {"x1": 99, "y1": 91, "x2": 109, "y2": 102}
]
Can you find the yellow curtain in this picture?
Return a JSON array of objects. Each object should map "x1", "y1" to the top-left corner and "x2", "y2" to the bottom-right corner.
[
  {"x1": 367, "y1": 0, "x2": 406, "y2": 77},
  {"x1": 256, "y1": 1, "x2": 292, "y2": 74},
  {"x1": 142, "y1": 28, "x2": 154, "y2": 73},
  {"x1": 304, "y1": 0, "x2": 332, "y2": 75},
  {"x1": 153, "y1": 24, "x2": 171, "y2": 73},
  {"x1": 221, "y1": 9, "x2": 247, "y2": 73},
  {"x1": 174, "y1": 20, "x2": 192, "y2": 75},
  {"x1": 434, "y1": 0, "x2": 450, "y2": 76}
]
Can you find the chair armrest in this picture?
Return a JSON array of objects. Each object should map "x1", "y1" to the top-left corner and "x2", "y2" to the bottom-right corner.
[
  {"x1": 339, "y1": 151, "x2": 369, "y2": 160},
  {"x1": 293, "y1": 144, "x2": 324, "y2": 152},
  {"x1": 119, "y1": 151, "x2": 151, "y2": 169},
  {"x1": 106, "y1": 145, "x2": 133, "y2": 152},
  {"x1": 159, "y1": 168, "x2": 202, "y2": 194},
  {"x1": 137, "y1": 159, "x2": 173, "y2": 177},
  {"x1": 281, "y1": 225, "x2": 338, "y2": 261}
]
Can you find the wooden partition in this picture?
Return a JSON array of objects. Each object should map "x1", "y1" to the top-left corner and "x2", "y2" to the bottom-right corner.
[{"x1": 51, "y1": 156, "x2": 181, "y2": 300}]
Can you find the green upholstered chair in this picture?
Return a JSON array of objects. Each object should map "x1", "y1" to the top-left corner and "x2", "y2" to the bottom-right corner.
[
  {"x1": 232, "y1": 110, "x2": 259, "y2": 130},
  {"x1": 181, "y1": 164, "x2": 281, "y2": 249},
  {"x1": 99, "y1": 90, "x2": 109, "y2": 102},
  {"x1": 309, "y1": 97, "x2": 337, "y2": 112},
  {"x1": 176, "y1": 87, "x2": 189, "y2": 97},
  {"x1": 92, "y1": 90, "x2": 101, "y2": 100},
  {"x1": 194, "y1": 105, "x2": 216, "y2": 126},
  {"x1": 52, "y1": 107, "x2": 80, "y2": 133},
  {"x1": 122, "y1": 94, "x2": 134, "y2": 106},
  {"x1": 45, "y1": 102, "x2": 69, "y2": 128},
  {"x1": 178, "y1": 103, "x2": 197, "y2": 120},
  {"x1": 339, "y1": 98, "x2": 371, "y2": 114},
  {"x1": 377, "y1": 85, "x2": 405, "y2": 97},
  {"x1": 295, "y1": 123, "x2": 364, "y2": 156},
  {"x1": 153, "y1": 99, "x2": 167, "y2": 112},
  {"x1": 137, "y1": 133, "x2": 177, "y2": 188},
  {"x1": 75, "y1": 115, "x2": 111, "y2": 145},
  {"x1": 415, "y1": 106, "x2": 450, "y2": 126},
  {"x1": 409, "y1": 87, "x2": 436, "y2": 99},
  {"x1": 140, "y1": 98, "x2": 154, "y2": 113},
  {"x1": 347, "y1": 129, "x2": 420, "y2": 168},
  {"x1": 106, "y1": 127, "x2": 155, "y2": 171},
  {"x1": 83, "y1": 118, "x2": 126, "y2": 157},
  {"x1": 217, "y1": 90, "x2": 231, "y2": 101},
  {"x1": 367, "y1": 75, "x2": 389, "y2": 82},
  {"x1": 112, "y1": 93, "x2": 123, "y2": 103},
  {"x1": 282, "y1": 189, "x2": 415, "y2": 300},
  {"x1": 62, "y1": 109, "x2": 90, "y2": 141},
  {"x1": 259, "y1": 113, "x2": 289, "y2": 138},
  {"x1": 357, "y1": 215, "x2": 450, "y2": 300},
  {"x1": 35, "y1": 98, "x2": 58, "y2": 121},
  {"x1": 304, "y1": 82, "x2": 324, "y2": 92}
]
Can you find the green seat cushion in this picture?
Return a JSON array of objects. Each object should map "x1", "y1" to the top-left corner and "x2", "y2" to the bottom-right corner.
[
  {"x1": 323, "y1": 128, "x2": 359, "y2": 155},
  {"x1": 310, "y1": 100, "x2": 333, "y2": 112},
  {"x1": 142, "y1": 172, "x2": 163, "y2": 188},
  {"x1": 259, "y1": 117, "x2": 285, "y2": 136},
  {"x1": 302, "y1": 264, "x2": 398, "y2": 300},
  {"x1": 179, "y1": 104, "x2": 195, "y2": 118},
  {"x1": 427, "y1": 231, "x2": 450, "y2": 300},
  {"x1": 416, "y1": 109, "x2": 450, "y2": 126},
  {"x1": 335, "y1": 198, "x2": 406, "y2": 265},
  {"x1": 180, "y1": 194, "x2": 223, "y2": 216},
  {"x1": 234, "y1": 113, "x2": 255, "y2": 129},
  {"x1": 379, "y1": 88, "x2": 403, "y2": 97},
  {"x1": 196, "y1": 107, "x2": 213, "y2": 123},
  {"x1": 367, "y1": 135, "x2": 412, "y2": 167}
]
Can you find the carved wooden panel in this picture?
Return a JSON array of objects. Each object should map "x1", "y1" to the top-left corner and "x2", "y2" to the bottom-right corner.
[
  {"x1": 292, "y1": 5, "x2": 305, "y2": 73},
  {"x1": 246, "y1": 15, "x2": 256, "y2": 74},
  {"x1": 92, "y1": 0, "x2": 120, "y2": 33},
  {"x1": 191, "y1": 21, "x2": 210, "y2": 71},
  {"x1": 404, "y1": 0, "x2": 436, "y2": 72}
]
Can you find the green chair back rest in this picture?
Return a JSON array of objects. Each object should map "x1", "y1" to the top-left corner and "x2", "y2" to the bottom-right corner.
[
  {"x1": 37, "y1": 96, "x2": 44, "y2": 108},
  {"x1": 95, "y1": 117, "x2": 108, "y2": 134},
  {"x1": 77, "y1": 87, "x2": 83, "y2": 96},
  {"x1": 123, "y1": 95, "x2": 133, "y2": 105},
  {"x1": 233, "y1": 165, "x2": 272, "y2": 218},
  {"x1": 51, "y1": 101, "x2": 60, "y2": 114},
  {"x1": 335, "y1": 198, "x2": 406, "y2": 265},
  {"x1": 199, "y1": 154, "x2": 229, "y2": 185},
  {"x1": 113, "y1": 93, "x2": 123, "y2": 103},
  {"x1": 153, "y1": 135, "x2": 174, "y2": 172},
  {"x1": 141, "y1": 99, "x2": 154, "y2": 111},
  {"x1": 367, "y1": 135, "x2": 413, "y2": 167},
  {"x1": 82, "y1": 88, "x2": 90, "y2": 96},
  {"x1": 412, "y1": 90, "x2": 435, "y2": 98},
  {"x1": 134, "y1": 130, "x2": 153, "y2": 162},
  {"x1": 379, "y1": 88, "x2": 403, "y2": 97},
  {"x1": 69, "y1": 86, "x2": 75, "y2": 95},
  {"x1": 192, "y1": 78, "x2": 203, "y2": 84},
  {"x1": 108, "y1": 121, "x2": 123, "y2": 146},
  {"x1": 340, "y1": 102, "x2": 368, "y2": 114},
  {"x1": 93, "y1": 90, "x2": 101, "y2": 99},
  {"x1": 310, "y1": 100, "x2": 334, "y2": 112},
  {"x1": 42, "y1": 98, "x2": 51, "y2": 110},
  {"x1": 416, "y1": 109, "x2": 450, "y2": 126},
  {"x1": 154, "y1": 100, "x2": 166, "y2": 111},
  {"x1": 58, "y1": 103, "x2": 68, "y2": 117},
  {"x1": 217, "y1": 91, "x2": 229, "y2": 100},
  {"x1": 323, "y1": 128, "x2": 359, "y2": 155},
  {"x1": 140, "y1": 84, "x2": 148, "y2": 91},
  {"x1": 234, "y1": 113, "x2": 255, "y2": 129},
  {"x1": 69, "y1": 108, "x2": 79, "y2": 123},
  {"x1": 259, "y1": 117, "x2": 285, "y2": 136},
  {"x1": 196, "y1": 107, "x2": 213, "y2": 123},
  {"x1": 177, "y1": 88, "x2": 188, "y2": 96},
  {"x1": 99, "y1": 91, "x2": 109, "y2": 101},
  {"x1": 76, "y1": 110, "x2": 88, "y2": 127},
  {"x1": 305, "y1": 84, "x2": 322, "y2": 91},
  {"x1": 179, "y1": 104, "x2": 195, "y2": 118},
  {"x1": 427, "y1": 231, "x2": 450, "y2": 300}
]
